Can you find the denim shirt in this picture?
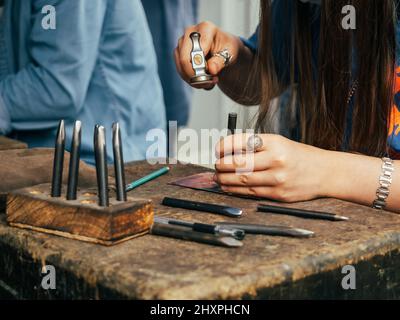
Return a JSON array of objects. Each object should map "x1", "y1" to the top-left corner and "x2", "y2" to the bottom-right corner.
[
  {"x1": 0, "y1": 0, "x2": 166, "y2": 164},
  {"x1": 141, "y1": 0, "x2": 198, "y2": 127}
]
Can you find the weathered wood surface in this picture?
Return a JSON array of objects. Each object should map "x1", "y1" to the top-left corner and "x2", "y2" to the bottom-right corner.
[
  {"x1": 1, "y1": 161, "x2": 400, "y2": 299},
  {"x1": 0, "y1": 137, "x2": 28, "y2": 212},
  {"x1": 6, "y1": 183, "x2": 153, "y2": 246},
  {"x1": 0, "y1": 136, "x2": 27, "y2": 151},
  {"x1": 0, "y1": 148, "x2": 98, "y2": 212}
]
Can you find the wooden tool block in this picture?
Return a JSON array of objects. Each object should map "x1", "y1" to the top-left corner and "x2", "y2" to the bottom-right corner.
[{"x1": 6, "y1": 183, "x2": 153, "y2": 246}]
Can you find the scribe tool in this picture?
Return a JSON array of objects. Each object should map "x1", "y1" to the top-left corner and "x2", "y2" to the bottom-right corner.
[{"x1": 258, "y1": 204, "x2": 349, "y2": 222}]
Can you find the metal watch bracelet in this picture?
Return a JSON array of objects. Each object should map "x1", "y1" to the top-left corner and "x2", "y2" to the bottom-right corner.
[{"x1": 373, "y1": 157, "x2": 395, "y2": 210}]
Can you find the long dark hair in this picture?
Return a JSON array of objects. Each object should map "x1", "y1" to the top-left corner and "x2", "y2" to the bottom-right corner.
[{"x1": 255, "y1": 0, "x2": 397, "y2": 156}]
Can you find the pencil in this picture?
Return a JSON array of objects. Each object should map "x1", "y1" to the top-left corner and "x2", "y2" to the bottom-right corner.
[
  {"x1": 257, "y1": 204, "x2": 349, "y2": 221},
  {"x1": 126, "y1": 166, "x2": 170, "y2": 192}
]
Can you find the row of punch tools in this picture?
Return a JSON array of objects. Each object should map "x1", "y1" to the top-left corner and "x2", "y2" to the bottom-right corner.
[
  {"x1": 50, "y1": 112, "x2": 238, "y2": 206},
  {"x1": 51, "y1": 120, "x2": 126, "y2": 206}
]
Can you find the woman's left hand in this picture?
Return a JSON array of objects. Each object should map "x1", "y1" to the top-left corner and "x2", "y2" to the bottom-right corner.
[{"x1": 214, "y1": 134, "x2": 333, "y2": 202}]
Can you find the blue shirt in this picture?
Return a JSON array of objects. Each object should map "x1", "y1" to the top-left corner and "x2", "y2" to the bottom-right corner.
[
  {"x1": 0, "y1": 0, "x2": 166, "y2": 164},
  {"x1": 141, "y1": 0, "x2": 198, "y2": 127}
]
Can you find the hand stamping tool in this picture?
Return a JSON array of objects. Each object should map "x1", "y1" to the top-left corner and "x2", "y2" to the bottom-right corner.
[
  {"x1": 112, "y1": 122, "x2": 127, "y2": 202},
  {"x1": 66, "y1": 120, "x2": 82, "y2": 200},
  {"x1": 51, "y1": 120, "x2": 65, "y2": 197},
  {"x1": 189, "y1": 32, "x2": 214, "y2": 88}
]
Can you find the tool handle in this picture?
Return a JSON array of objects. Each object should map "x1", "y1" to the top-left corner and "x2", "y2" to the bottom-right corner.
[
  {"x1": 190, "y1": 32, "x2": 202, "y2": 52},
  {"x1": 192, "y1": 223, "x2": 216, "y2": 234},
  {"x1": 162, "y1": 197, "x2": 242, "y2": 217},
  {"x1": 151, "y1": 223, "x2": 242, "y2": 248},
  {"x1": 228, "y1": 113, "x2": 237, "y2": 135}
]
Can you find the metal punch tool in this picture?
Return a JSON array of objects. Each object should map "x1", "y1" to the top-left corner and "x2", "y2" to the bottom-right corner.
[{"x1": 189, "y1": 32, "x2": 213, "y2": 87}]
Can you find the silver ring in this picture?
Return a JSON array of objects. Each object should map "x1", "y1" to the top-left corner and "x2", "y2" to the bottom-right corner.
[
  {"x1": 247, "y1": 134, "x2": 264, "y2": 152},
  {"x1": 213, "y1": 49, "x2": 233, "y2": 66}
]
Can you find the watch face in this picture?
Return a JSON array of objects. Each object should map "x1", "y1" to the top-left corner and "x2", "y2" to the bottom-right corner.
[{"x1": 193, "y1": 54, "x2": 203, "y2": 66}]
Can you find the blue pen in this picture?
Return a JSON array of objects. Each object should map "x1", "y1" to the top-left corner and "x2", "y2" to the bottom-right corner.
[{"x1": 126, "y1": 166, "x2": 170, "y2": 192}]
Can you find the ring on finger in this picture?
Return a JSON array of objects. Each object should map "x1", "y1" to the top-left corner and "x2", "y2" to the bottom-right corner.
[
  {"x1": 212, "y1": 49, "x2": 233, "y2": 66},
  {"x1": 247, "y1": 134, "x2": 264, "y2": 152}
]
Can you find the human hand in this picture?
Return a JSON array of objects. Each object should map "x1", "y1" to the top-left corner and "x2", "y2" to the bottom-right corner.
[
  {"x1": 214, "y1": 134, "x2": 332, "y2": 202},
  {"x1": 174, "y1": 21, "x2": 243, "y2": 90}
]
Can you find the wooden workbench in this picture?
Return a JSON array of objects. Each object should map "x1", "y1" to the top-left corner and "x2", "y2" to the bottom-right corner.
[{"x1": 1, "y1": 160, "x2": 400, "y2": 299}]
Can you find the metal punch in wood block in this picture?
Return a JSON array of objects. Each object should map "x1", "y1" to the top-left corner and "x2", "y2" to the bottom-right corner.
[
  {"x1": 6, "y1": 183, "x2": 153, "y2": 246},
  {"x1": 189, "y1": 32, "x2": 213, "y2": 87}
]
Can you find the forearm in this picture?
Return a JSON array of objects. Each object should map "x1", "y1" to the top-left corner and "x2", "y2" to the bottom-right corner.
[
  {"x1": 322, "y1": 150, "x2": 400, "y2": 213},
  {"x1": 217, "y1": 39, "x2": 262, "y2": 106}
]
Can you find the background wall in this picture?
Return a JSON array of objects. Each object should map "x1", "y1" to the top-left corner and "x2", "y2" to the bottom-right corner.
[{"x1": 179, "y1": 0, "x2": 260, "y2": 165}]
